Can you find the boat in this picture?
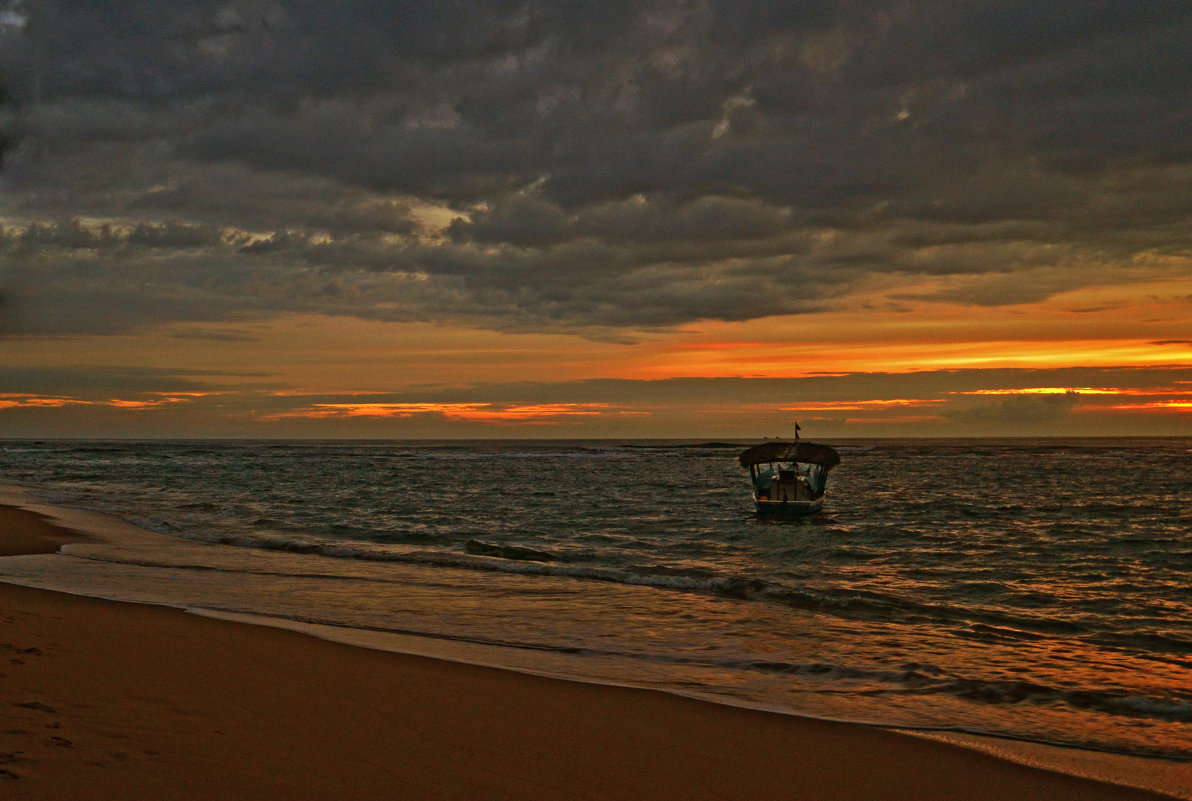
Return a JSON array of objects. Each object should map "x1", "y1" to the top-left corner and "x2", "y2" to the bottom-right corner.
[{"x1": 739, "y1": 436, "x2": 841, "y2": 517}]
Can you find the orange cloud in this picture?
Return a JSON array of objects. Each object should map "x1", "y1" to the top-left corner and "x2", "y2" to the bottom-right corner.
[
  {"x1": 1100, "y1": 401, "x2": 1192, "y2": 412},
  {"x1": 958, "y1": 387, "x2": 1112, "y2": 396},
  {"x1": 272, "y1": 401, "x2": 620, "y2": 424},
  {"x1": 293, "y1": 402, "x2": 490, "y2": 419},
  {"x1": 636, "y1": 327, "x2": 1192, "y2": 379},
  {"x1": 0, "y1": 393, "x2": 213, "y2": 411},
  {"x1": 106, "y1": 399, "x2": 173, "y2": 409},
  {"x1": 0, "y1": 394, "x2": 79, "y2": 409},
  {"x1": 780, "y1": 398, "x2": 946, "y2": 411},
  {"x1": 956, "y1": 387, "x2": 1183, "y2": 397},
  {"x1": 452, "y1": 403, "x2": 616, "y2": 423}
]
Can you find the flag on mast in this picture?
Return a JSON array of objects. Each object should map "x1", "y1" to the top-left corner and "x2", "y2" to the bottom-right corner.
[{"x1": 795, "y1": 422, "x2": 801, "y2": 440}]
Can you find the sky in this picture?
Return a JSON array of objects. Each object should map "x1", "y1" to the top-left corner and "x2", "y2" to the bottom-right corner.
[{"x1": 0, "y1": 1, "x2": 1190, "y2": 439}]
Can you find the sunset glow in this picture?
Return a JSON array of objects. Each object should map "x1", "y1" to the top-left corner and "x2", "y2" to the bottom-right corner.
[
  {"x1": 1, "y1": 4, "x2": 1189, "y2": 439},
  {"x1": 275, "y1": 402, "x2": 616, "y2": 424},
  {"x1": 779, "y1": 399, "x2": 948, "y2": 411},
  {"x1": 641, "y1": 337, "x2": 1192, "y2": 380},
  {"x1": 1102, "y1": 401, "x2": 1192, "y2": 412}
]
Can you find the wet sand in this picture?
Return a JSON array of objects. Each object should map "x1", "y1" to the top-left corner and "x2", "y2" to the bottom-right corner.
[{"x1": 0, "y1": 504, "x2": 1177, "y2": 800}]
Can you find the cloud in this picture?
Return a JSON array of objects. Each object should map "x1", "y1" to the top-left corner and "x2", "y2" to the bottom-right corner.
[
  {"x1": 944, "y1": 390, "x2": 1082, "y2": 426},
  {"x1": 0, "y1": 2, "x2": 1190, "y2": 337},
  {"x1": 0, "y1": 219, "x2": 226, "y2": 251},
  {"x1": 0, "y1": 365, "x2": 259, "y2": 399},
  {"x1": 448, "y1": 194, "x2": 796, "y2": 248}
]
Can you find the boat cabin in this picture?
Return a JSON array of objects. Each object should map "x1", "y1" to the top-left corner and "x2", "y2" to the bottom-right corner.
[{"x1": 739, "y1": 440, "x2": 841, "y2": 516}]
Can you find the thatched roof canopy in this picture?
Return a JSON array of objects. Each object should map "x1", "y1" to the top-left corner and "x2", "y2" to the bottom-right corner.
[{"x1": 739, "y1": 441, "x2": 841, "y2": 469}]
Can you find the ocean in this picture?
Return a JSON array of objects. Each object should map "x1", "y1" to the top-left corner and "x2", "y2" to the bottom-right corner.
[{"x1": 1, "y1": 438, "x2": 1189, "y2": 792}]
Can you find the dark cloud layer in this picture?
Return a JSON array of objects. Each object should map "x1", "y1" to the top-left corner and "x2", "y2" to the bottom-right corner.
[
  {"x1": 2, "y1": 1, "x2": 1190, "y2": 336},
  {"x1": 0, "y1": 364, "x2": 251, "y2": 398}
]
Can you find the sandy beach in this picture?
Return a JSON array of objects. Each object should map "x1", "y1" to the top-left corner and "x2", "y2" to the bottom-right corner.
[{"x1": 0, "y1": 504, "x2": 1178, "y2": 800}]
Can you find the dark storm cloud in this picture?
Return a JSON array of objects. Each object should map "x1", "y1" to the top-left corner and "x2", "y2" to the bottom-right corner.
[
  {"x1": 123, "y1": 163, "x2": 427, "y2": 235},
  {"x1": 0, "y1": 90, "x2": 13, "y2": 171},
  {"x1": 2, "y1": 1, "x2": 1190, "y2": 335},
  {"x1": 448, "y1": 194, "x2": 797, "y2": 248},
  {"x1": 0, "y1": 219, "x2": 226, "y2": 250},
  {"x1": 0, "y1": 365, "x2": 255, "y2": 398},
  {"x1": 0, "y1": 8, "x2": 25, "y2": 169}
]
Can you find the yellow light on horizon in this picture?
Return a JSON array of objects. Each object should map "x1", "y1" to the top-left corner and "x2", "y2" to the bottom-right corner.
[
  {"x1": 1101, "y1": 401, "x2": 1192, "y2": 411},
  {"x1": 779, "y1": 399, "x2": 947, "y2": 411},
  {"x1": 638, "y1": 338, "x2": 1192, "y2": 379}
]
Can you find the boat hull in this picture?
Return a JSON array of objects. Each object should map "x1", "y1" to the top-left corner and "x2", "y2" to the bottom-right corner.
[{"x1": 754, "y1": 497, "x2": 823, "y2": 517}]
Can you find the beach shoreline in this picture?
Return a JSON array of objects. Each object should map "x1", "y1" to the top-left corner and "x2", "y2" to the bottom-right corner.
[{"x1": 1, "y1": 499, "x2": 1184, "y2": 800}]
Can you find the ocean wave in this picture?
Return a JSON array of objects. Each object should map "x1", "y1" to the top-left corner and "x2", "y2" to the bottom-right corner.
[
  {"x1": 935, "y1": 679, "x2": 1192, "y2": 725},
  {"x1": 464, "y1": 539, "x2": 563, "y2": 562},
  {"x1": 113, "y1": 519, "x2": 1179, "y2": 657}
]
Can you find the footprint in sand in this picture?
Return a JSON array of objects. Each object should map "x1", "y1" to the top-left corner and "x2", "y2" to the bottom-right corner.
[
  {"x1": 11, "y1": 701, "x2": 57, "y2": 714},
  {"x1": 0, "y1": 749, "x2": 25, "y2": 781}
]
